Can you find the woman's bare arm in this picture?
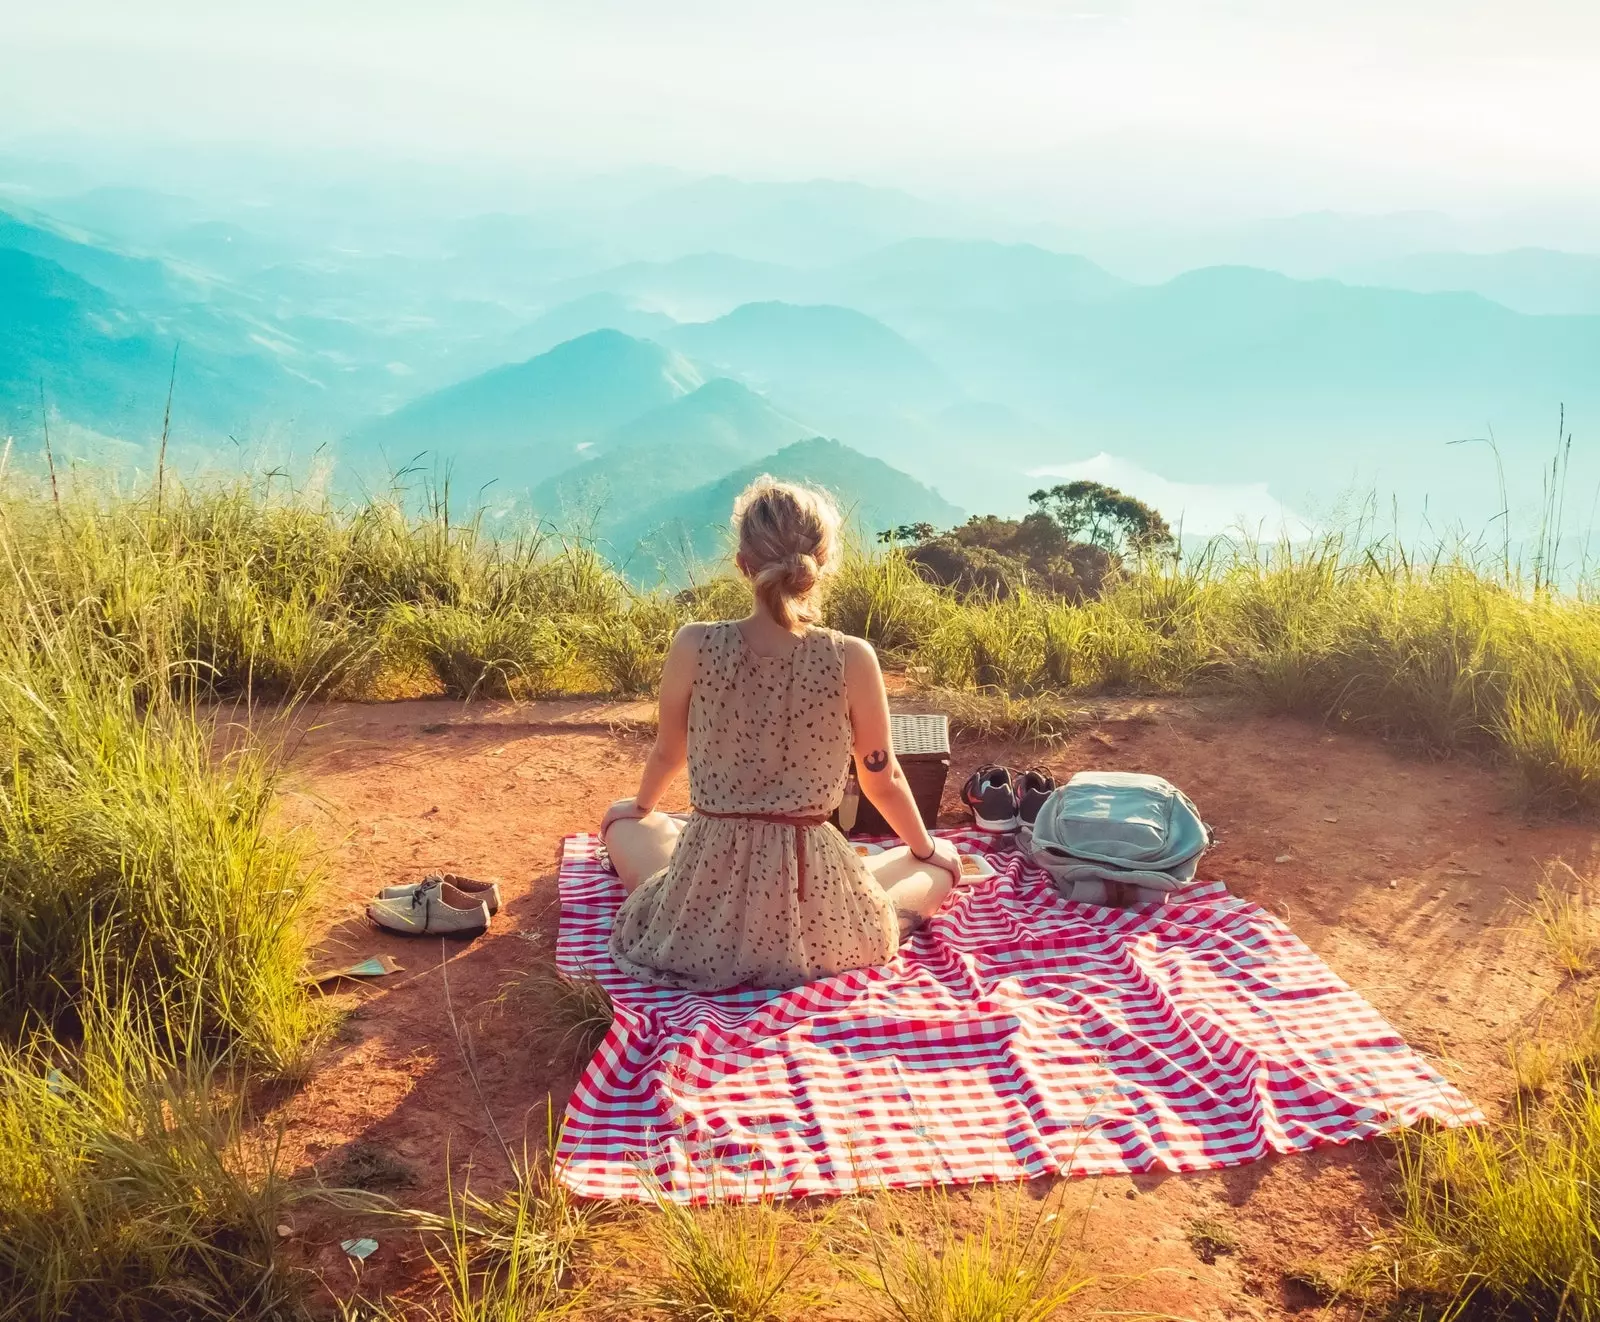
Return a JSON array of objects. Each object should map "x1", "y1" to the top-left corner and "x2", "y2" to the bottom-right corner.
[
  {"x1": 600, "y1": 624, "x2": 701, "y2": 834},
  {"x1": 842, "y1": 637, "x2": 959, "y2": 876}
]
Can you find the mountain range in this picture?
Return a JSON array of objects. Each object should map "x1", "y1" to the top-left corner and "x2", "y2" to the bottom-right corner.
[
  {"x1": 347, "y1": 337, "x2": 958, "y2": 573},
  {"x1": 5, "y1": 171, "x2": 1600, "y2": 546},
  {"x1": 0, "y1": 243, "x2": 313, "y2": 447}
]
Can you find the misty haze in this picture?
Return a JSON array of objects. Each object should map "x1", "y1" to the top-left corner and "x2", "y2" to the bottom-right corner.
[{"x1": 4, "y1": 2, "x2": 1599, "y2": 570}]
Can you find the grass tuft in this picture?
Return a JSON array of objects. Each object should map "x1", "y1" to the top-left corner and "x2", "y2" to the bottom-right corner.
[
  {"x1": 510, "y1": 966, "x2": 615, "y2": 1069},
  {"x1": 640, "y1": 1198, "x2": 817, "y2": 1322},
  {"x1": 1391, "y1": 1072, "x2": 1600, "y2": 1319},
  {"x1": 1527, "y1": 862, "x2": 1600, "y2": 978},
  {"x1": 1511, "y1": 1037, "x2": 1564, "y2": 1100},
  {"x1": 393, "y1": 602, "x2": 572, "y2": 700},
  {"x1": 330, "y1": 1140, "x2": 419, "y2": 1193},
  {"x1": 581, "y1": 596, "x2": 686, "y2": 696},
  {"x1": 851, "y1": 1185, "x2": 1089, "y2": 1322},
  {"x1": 1282, "y1": 1261, "x2": 1341, "y2": 1306},
  {"x1": 380, "y1": 1147, "x2": 594, "y2": 1321},
  {"x1": 1185, "y1": 1214, "x2": 1240, "y2": 1265},
  {"x1": 924, "y1": 687, "x2": 1090, "y2": 748}
]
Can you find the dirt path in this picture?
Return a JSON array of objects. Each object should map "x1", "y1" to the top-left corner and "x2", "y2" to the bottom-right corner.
[{"x1": 269, "y1": 694, "x2": 1598, "y2": 1318}]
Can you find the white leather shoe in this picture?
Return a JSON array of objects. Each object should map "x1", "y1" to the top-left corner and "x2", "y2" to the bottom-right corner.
[
  {"x1": 368, "y1": 879, "x2": 491, "y2": 935},
  {"x1": 377, "y1": 873, "x2": 501, "y2": 915}
]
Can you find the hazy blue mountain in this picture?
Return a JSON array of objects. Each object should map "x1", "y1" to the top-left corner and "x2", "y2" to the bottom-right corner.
[
  {"x1": 345, "y1": 330, "x2": 704, "y2": 492},
  {"x1": 830, "y1": 238, "x2": 1130, "y2": 316},
  {"x1": 18, "y1": 185, "x2": 213, "y2": 252},
  {"x1": 665, "y1": 301, "x2": 958, "y2": 418},
  {"x1": 0, "y1": 208, "x2": 196, "y2": 306},
  {"x1": 1061, "y1": 209, "x2": 1471, "y2": 283},
  {"x1": 916, "y1": 265, "x2": 1600, "y2": 515},
  {"x1": 1194, "y1": 209, "x2": 1467, "y2": 278},
  {"x1": 0, "y1": 247, "x2": 316, "y2": 447},
  {"x1": 610, "y1": 436, "x2": 965, "y2": 579},
  {"x1": 530, "y1": 377, "x2": 813, "y2": 533},
  {"x1": 0, "y1": 207, "x2": 464, "y2": 431},
  {"x1": 604, "y1": 176, "x2": 978, "y2": 264},
  {"x1": 1339, "y1": 248, "x2": 1600, "y2": 317},
  {"x1": 543, "y1": 253, "x2": 804, "y2": 321},
  {"x1": 501, "y1": 293, "x2": 678, "y2": 363}
]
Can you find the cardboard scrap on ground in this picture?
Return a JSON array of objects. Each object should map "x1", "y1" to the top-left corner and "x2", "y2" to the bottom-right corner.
[{"x1": 307, "y1": 954, "x2": 402, "y2": 985}]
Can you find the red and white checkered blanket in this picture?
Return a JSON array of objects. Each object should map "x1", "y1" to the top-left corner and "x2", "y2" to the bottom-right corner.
[{"x1": 553, "y1": 829, "x2": 1478, "y2": 1203}]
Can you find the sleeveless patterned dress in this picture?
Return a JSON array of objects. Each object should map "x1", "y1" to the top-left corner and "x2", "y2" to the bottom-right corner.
[{"x1": 608, "y1": 621, "x2": 899, "y2": 991}]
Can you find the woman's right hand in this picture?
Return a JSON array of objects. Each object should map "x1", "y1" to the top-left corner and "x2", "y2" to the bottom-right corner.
[{"x1": 600, "y1": 797, "x2": 649, "y2": 839}]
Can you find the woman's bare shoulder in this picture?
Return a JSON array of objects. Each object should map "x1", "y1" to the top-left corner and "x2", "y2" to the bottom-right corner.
[{"x1": 836, "y1": 632, "x2": 881, "y2": 672}]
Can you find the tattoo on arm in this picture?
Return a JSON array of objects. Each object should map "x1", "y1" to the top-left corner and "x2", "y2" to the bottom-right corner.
[{"x1": 862, "y1": 748, "x2": 888, "y2": 773}]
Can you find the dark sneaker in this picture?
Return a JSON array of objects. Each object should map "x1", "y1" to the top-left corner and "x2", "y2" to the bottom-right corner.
[
  {"x1": 1016, "y1": 769, "x2": 1056, "y2": 828},
  {"x1": 961, "y1": 765, "x2": 1019, "y2": 833}
]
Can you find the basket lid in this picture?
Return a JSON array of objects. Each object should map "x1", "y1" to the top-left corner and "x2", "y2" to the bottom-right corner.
[{"x1": 890, "y1": 712, "x2": 950, "y2": 756}]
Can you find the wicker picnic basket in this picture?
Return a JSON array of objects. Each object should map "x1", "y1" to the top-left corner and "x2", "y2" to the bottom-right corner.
[{"x1": 832, "y1": 712, "x2": 950, "y2": 836}]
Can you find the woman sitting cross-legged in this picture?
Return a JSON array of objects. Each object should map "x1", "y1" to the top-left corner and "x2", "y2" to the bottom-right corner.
[{"x1": 600, "y1": 477, "x2": 962, "y2": 992}]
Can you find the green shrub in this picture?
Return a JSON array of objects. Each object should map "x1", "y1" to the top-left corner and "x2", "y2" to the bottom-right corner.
[
  {"x1": 581, "y1": 596, "x2": 685, "y2": 696},
  {"x1": 0, "y1": 617, "x2": 316, "y2": 1070},
  {"x1": 825, "y1": 550, "x2": 949, "y2": 657},
  {"x1": 1392, "y1": 1077, "x2": 1600, "y2": 1319},
  {"x1": 0, "y1": 1002, "x2": 302, "y2": 1322},
  {"x1": 392, "y1": 602, "x2": 573, "y2": 700}
]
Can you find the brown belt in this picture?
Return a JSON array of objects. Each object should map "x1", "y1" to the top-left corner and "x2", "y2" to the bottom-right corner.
[{"x1": 692, "y1": 808, "x2": 829, "y2": 901}]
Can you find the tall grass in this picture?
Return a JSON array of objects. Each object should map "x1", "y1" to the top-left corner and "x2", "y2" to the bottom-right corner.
[
  {"x1": 0, "y1": 595, "x2": 317, "y2": 1069},
  {"x1": 9, "y1": 472, "x2": 1600, "y2": 813},
  {"x1": 0, "y1": 476, "x2": 326, "y2": 1317}
]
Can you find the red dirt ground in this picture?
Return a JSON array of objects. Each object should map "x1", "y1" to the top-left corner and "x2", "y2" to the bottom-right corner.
[{"x1": 266, "y1": 693, "x2": 1599, "y2": 1319}]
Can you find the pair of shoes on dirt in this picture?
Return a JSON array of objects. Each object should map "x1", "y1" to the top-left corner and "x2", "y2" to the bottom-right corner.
[
  {"x1": 368, "y1": 873, "x2": 501, "y2": 936},
  {"x1": 961, "y1": 766, "x2": 1055, "y2": 834}
]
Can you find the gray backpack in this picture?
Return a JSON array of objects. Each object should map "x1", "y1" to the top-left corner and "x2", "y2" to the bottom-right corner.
[{"x1": 1024, "y1": 770, "x2": 1212, "y2": 907}]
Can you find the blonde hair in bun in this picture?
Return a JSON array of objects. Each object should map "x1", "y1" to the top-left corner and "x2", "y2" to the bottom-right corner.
[{"x1": 731, "y1": 476, "x2": 841, "y2": 630}]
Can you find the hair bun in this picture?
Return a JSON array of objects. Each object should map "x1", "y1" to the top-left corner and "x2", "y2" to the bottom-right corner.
[{"x1": 784, "y1": 552, "x2": 820, "y2": 594}]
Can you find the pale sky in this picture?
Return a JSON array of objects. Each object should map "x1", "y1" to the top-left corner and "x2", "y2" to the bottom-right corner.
[{"x1": 5, "y1": 1, "x2": 1599, "y2": 218}]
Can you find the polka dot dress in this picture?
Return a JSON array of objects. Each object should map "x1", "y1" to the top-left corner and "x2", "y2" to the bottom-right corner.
[{"x1": 609, "y1": 621, "x2": 899, "y2": 991}]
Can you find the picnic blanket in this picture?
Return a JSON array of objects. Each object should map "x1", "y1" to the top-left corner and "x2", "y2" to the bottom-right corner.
[{"x1": 553, "y1": 829, "x2": 1479, "y2": 1203}]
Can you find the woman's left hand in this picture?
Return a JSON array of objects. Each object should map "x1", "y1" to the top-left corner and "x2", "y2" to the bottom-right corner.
[
  {"x1": 600, "y1": 797, "x2": 649, "y2": 839},
  {"x1": 923, "y1": 837, "x2": 965, "y2": 882}
]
